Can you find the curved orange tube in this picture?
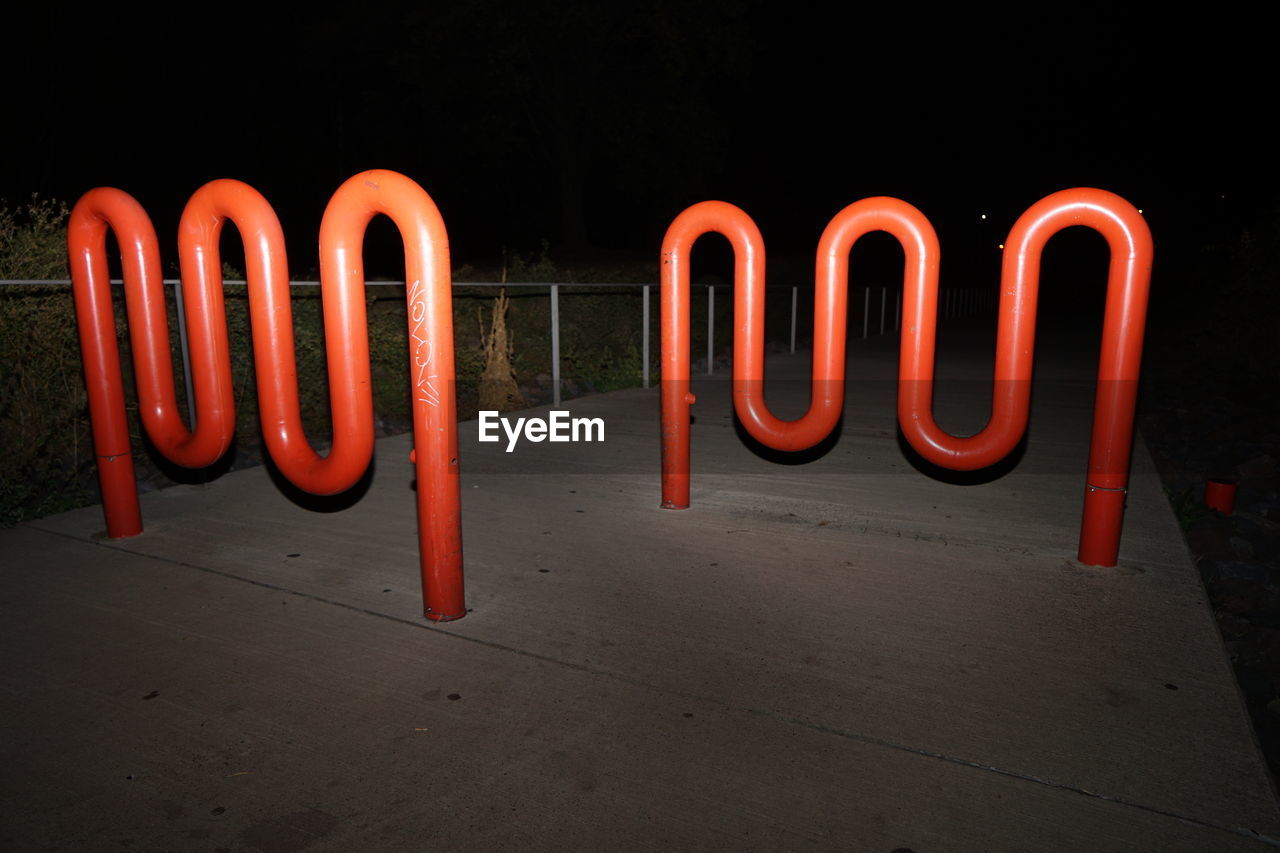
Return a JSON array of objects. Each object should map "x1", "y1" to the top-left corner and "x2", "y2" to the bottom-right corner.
[
  {"x1": 659, "y1": 200, "x2": 850, "y2": 511},
  {"x1": 68, "y1": 170, "x2": 465, "y2": 620},
  {"x1": 660, "y1": 189, "x2": 1153, "y2": 567},
  {"x1": 900, "y1": 188, "x2": 1153, "y2": 566}
]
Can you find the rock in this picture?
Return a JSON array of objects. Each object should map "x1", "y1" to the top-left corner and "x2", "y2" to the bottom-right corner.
[
  {"x1": 1219, "y1": 594, "x2": 1255, "y2": 615},
  {"x1": 1216, "y1": 560, "x2": 1271, "y2": 584},
  {"x1": 1231, "y1": 536, "x2": 1257, "y2": 560},
  {"x1": 231, "y1": 443, "x2": 262, "y2": 471},
  {"x1": 1239, "y1": 454, "x2": 1277, "y2": 480},
  {"x1": 1187, "y1": 524, "x2": 1236, "y2": 560},
  {"x1": 1237, "y1": 668, "x2": 1273, "y2": 699}
]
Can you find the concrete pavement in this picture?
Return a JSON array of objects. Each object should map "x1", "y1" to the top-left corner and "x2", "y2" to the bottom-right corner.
[{"x1": 3, "y1": 322, "x2": 1277, "y2": 851}]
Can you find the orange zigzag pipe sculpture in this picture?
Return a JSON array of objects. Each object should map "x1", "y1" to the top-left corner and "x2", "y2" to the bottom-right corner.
[
  {"x1": 660, "y1": 189, "x2": 1153, "y2": 567},
  {"x1": 69, "y1": 169, "x2": 465, "y2": 620}
]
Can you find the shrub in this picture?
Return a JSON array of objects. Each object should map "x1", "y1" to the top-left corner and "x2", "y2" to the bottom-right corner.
[
  {"x1": 0, "y1": 198, "x2": 94, "y2": 523},
  {"x1": 0, "y1": 196, "x2": 69, "y2": 279}
]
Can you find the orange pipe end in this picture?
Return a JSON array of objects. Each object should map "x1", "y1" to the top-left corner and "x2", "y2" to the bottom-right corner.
[
  {"x1": 1204, "y1": 479, "x2": 1238, "y2": 515},
  {"x1": 1078, "y1": 486, "x2": 1125, "y2": 567},
  {"x1": 99, "y1": 453, "x2": 143, "y2": 538}
]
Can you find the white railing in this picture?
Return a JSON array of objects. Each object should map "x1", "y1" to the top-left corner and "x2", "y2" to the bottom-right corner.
[{"x1": 2, "y1": 279, "x2": 995, "y2": 407}]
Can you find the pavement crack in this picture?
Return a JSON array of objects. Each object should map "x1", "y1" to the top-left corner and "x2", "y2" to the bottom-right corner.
[{"x1": 765, "y1": 713, "x2": 1280, "y2": 847}]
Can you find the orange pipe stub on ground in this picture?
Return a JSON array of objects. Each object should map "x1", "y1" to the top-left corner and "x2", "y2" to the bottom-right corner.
[{"x1": 1204, "y1": 479, "x2": 1238, "y2": 516}]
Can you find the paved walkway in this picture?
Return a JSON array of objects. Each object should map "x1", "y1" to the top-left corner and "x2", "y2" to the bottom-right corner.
[{"x1": 3, "y1": 321, "x2": 1277, "y2": 851}]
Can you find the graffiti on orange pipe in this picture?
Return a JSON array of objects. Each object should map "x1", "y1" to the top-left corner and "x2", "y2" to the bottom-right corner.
[{"x1": 660, "y1": 189, "x2": 1152, "y2": 567}]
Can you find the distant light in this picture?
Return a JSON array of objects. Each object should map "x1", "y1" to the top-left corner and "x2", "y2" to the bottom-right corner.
[
  {"x1": 980, "y1": 213, "x2": 987, "y2": 220},
  {"x1": 1137, "y1": 209, "x2": 1143, "y2": 214},
  {"x1": 998, "y1": 243, "x2": 1004, "y2": 250}
]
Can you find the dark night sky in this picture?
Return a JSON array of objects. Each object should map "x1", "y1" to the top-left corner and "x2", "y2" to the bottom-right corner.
[{"x1": 5, "y1": 4, "x2": 1273, "y2": 282}]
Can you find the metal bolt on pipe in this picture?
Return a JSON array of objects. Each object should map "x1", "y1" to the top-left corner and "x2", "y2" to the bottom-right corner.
[
  {"x1": 659, "y1": 190, "x2": 1152, "y2": 567},
  {"x1": 68, "y1": 170, "x2": 466, "y2": 620}
]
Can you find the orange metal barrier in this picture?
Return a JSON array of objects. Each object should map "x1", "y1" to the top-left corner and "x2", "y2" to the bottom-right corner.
[
  {"x1": 660, "y1": 189, "x2": 1153, "y2": 567},
  {"x1": 69, "y1": 169, "x2": 465, "y2": 620}
]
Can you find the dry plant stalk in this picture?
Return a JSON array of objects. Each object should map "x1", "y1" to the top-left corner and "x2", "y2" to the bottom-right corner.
[{"x1": 477, "y1": 288, "x2": 526, "y2": 412}]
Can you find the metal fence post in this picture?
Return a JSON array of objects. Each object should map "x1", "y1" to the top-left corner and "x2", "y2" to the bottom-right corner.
[
  {"x1": 642, "y1": 284, "x2": 650, "y2": 389},
  {"x1": 707, "y1": 284, "x2": 714, "y2": 376},
  {"x1": 790, "y1": 285, "x2": 797, "y2": 353},
  {"x1": 173, "y1": 279, "x2": 196, "y2": 427},
  {"x1": 862, "y1": 287, "x2": 870, "y2": 339},
  {"x1": 880, "y1": 286, "x2": 887, "y2": 335},
  {"x1": 551, "y1": 284, "x2": 561, "y2": 406}
]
